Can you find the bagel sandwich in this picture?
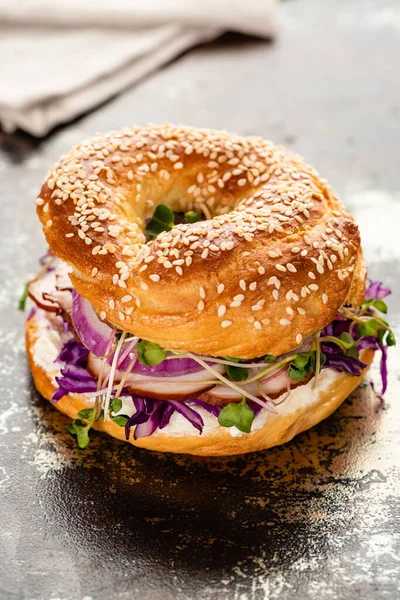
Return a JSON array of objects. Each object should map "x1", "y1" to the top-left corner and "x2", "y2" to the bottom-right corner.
[{"x1": 22, "y1": 124, "x2": 394, "y2": 455}]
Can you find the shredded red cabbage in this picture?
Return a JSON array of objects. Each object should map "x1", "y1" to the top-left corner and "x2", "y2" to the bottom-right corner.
[
  {"x1": 159, "y1": 404, "x2": 175, "y2": 429},
  {"x1": 57, "y1": 338, "x2": 89, "y2": 366},
  {"x1": 321, "y1": 316, "x2": 350, "y2": 339},
  {"x1": 51, "y1": 339, "x2": 96, "y2": 402},
  {"x1": 362, "y1": 281, "x2": 391, "y2": 397},
  {"x1": 124, "y1": 396, "x2": 204, "y2": 440},
  {"x1": 365, "y1": 280, "x2": 391, "y2": 300},
  {"x1": 321, "y1": 343, "x2": 367, "y2": 376},
  {"x1": 189, "y1": 398, "x2": 222, "y2": 416}
]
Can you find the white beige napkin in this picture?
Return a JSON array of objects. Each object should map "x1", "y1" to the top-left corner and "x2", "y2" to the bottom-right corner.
[{"x1": 0, "y1": 0, "x2": 277, "y2": 136}]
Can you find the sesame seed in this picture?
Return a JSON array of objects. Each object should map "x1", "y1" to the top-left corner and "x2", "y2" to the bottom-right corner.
[
  {"x1": 109, "y1": 299, "x2": 115, "y2": 310},
  {"x1": 239, "y1": 280, "x2": 246, "y2": 291},
  {"x1": 257, "y1": 266, "x2": 265, "y2": 275},
  {"x1": 296, "y1": 334, "x2": 303, "y2": 345},
  {"x1": 309, "y1": 284, "x2": 318, "y2": 291},
  {"x1": 322, "y1": 293, "x2": 328, "y2": 304},
  {"x1": 100, "y1": 311, "x2": 107, "y2": 320},
  {"x1": 254, "y1": 321, "x2": 262, "y2": 330},
  {"x1": 308, "y1": 272, "x2": 316, "y2": 280},
  {"x1": 217, "y1": 283, "x2": 225, "y2": 294},
  {"x1": 199, "y1": 286, "x2": 206, "y2": 299},
  {"x1": 276, "y1": 264, "x2": 286, "y2": 272},
  {"x1": 91, "y1": 267, "x2": 98, "y2": 277},
  {"x1": 198, "y1": 300, "x2": 205, "y2": 311},
  {"x1": 218, "y1": 305, "x2": 227, "y2": 317},
  {"x1": 280, "y1": 318, "x2": 291, "y2": 326},
  {"x1": 286, "y1": 263, "x2": 297, "y2": 273},
  {"x1": 272, "y1": 290, "x2": 279, "y2": 300},
  {"x1": 149, "y1": 274, "x2": 160, "y2": 282},
  {"x1": 221, "y1": 320, "x2": 233, "y2": 328}
]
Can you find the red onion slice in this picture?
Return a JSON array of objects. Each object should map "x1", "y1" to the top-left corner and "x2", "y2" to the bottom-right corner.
[{"x1": 71, "y1": 290, "x2": 114, "y2": 357}]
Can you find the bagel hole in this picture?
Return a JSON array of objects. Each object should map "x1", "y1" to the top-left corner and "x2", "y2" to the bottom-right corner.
[{"x1": 144, "y1": 205, "x2": 207, "y2": 243}]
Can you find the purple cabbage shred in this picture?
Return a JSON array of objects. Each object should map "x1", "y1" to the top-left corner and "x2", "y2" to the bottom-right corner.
[{"x1": 365, "y1": 280, "x2": 391, "y2": 300}]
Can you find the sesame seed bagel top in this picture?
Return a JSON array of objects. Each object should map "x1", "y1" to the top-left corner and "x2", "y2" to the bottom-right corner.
[{"x1": 36, "y1": 124, "x2": 366, "y2": 359}]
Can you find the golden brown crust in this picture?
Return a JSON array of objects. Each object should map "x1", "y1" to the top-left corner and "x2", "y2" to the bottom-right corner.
[
  {"x1": 36, "y1": 124, "x2": 365, "y2": 359},
  {"x1": 26, "y1": 313, "x2": 374, "y2": 456}
]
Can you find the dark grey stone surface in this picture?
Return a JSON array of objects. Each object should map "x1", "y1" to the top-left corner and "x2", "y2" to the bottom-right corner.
[{"x1": 0, "y1": 1, "x2": 399, "y2": 598}]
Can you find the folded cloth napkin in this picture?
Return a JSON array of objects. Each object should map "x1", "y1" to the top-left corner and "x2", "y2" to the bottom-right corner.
[{"x1": 0, "y1": 0, "x2": 277, "y2": 136}]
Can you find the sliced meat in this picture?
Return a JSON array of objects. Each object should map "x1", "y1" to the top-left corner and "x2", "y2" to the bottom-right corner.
[{"x1": 87, "y1": 352, "x2": 225, "y2": 400}]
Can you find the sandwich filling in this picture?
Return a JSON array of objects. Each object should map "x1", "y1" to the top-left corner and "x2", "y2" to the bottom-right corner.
[{"x1": 22, "y1": 254, "x2": 394, "y2": 448}]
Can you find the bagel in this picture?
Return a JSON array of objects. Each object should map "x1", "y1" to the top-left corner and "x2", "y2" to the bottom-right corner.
[
  {"x1": 24, "y1": 124, "x2": 389, "y2": 456},
  {"x1": 36, "y1": 124, "x2": 366, "y2": 359}
]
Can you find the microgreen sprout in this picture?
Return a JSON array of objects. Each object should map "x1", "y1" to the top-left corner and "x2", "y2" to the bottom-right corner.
[
  {"x1": 218, "y1": 397, "x2": 255, "y2": 433},
  {"x1": 145, "y1": 204, "x2": 175, "y2": 239},
  {"x1": 137, "y1": 340, "x2": 167, "y2": 366}
]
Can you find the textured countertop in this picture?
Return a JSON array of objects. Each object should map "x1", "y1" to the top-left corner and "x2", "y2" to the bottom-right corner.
[{"x1": 0, "y1": 1, "x2": 399, "y2": 598}]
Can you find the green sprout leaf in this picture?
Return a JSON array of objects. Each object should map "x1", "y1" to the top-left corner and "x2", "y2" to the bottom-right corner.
[
  {"x1": 145, "y1": 204, "x2": 175, "y2": 239},
  {"x1": 373, "y1": 299, "x2": 388, "y2": 314},
  {"x1": 184, "y1": 210, "x2": 203, "y2": 224},
  {"x1": 340, "y1": 332, "x2": 355, "y2": 347},
  {"x1": 264, "y1": 354, "x2": 275, "y2": 363},
  {"x1": 218, "y1": 398, "x2": 255, "y2": 433},
  {"x1": 359, "y1": 318, "x2": 378, "y2": 337},
  {"x1": 386, "y1": 330, "x2": 396, "y2": 347},
  {"x1": 223, "y1": 357, "x2": 248, "y2": 381},
  {"x1": 68, "y1": 418, "x2": 91, "y2": 449},
  {"x1": 226, "y1": 365, "x2": 249, "y2": 382},
  {"x1": 289, "y1": 363, "x2": 309, "y2": 381},
  {"x1": 111, "y1": 415, "x2": 129, "y2": 427},
  {"x1": 348, "y1": 346, "x2": 360, "y2": 359},
  {"x1": 111, "y1": 397, "x2": 123, "y2": 413},
  {"x1": 77, "y1": 408, "x2": 94, "y2": 420},
  {"x1": 137, "y1": 340, "x2": 166, "y2": 366},
  {"x1": 18, "y1": 282, "x2": 29, "y2": 311},
  {"x1": 293, "y1": 353, "x2": 311, "y2": 368},
  {"x1": 288, "y1": 351, "x2": 326, "y2": 382},
  {"x1": 68, "y1": 407, "x2": 98, "y2": 449}
]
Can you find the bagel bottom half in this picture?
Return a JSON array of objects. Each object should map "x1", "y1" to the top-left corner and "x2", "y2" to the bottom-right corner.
[{"x1": 26, "y1": 314, "x2": 374, "y2": 456}]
